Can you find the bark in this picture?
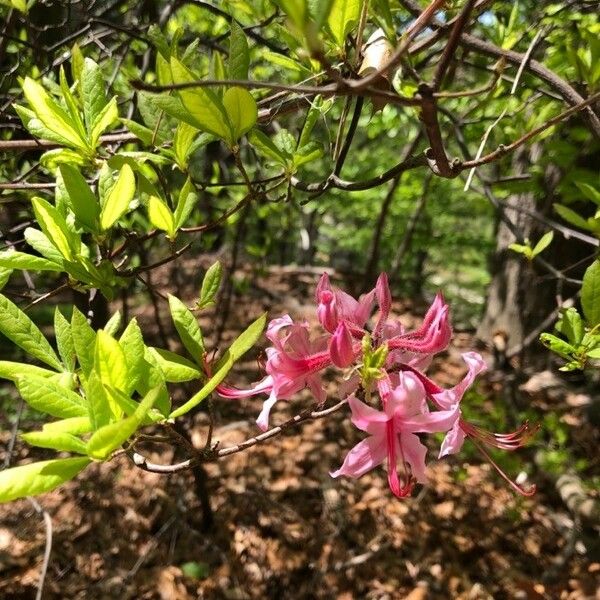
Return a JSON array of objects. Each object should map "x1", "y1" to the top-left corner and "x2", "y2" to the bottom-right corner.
[{"x1": 477, "y1": 145, "x2": 591, "y2": 365}]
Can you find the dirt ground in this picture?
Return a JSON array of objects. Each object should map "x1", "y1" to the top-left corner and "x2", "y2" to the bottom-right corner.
[{"x1": 0, "y1": 264, "x2": 598, "y2": 599}]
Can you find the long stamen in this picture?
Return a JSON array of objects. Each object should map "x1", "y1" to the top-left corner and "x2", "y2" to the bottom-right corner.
[{"x1": 469, "y1": 436, "x2": 536, "y2": 496}]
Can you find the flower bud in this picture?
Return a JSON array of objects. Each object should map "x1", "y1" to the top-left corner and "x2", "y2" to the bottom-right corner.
[{"x1": 329, "y1": 321, "x2": 354, "y2": 368}]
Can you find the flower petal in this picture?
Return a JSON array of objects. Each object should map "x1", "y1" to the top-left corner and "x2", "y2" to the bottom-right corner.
[
  {"x1": 348, "y1": 395, "x2": 388, "y2": 433},
  {"x1": 330, "y1": 435, "x2": 386, "y2": 479}
]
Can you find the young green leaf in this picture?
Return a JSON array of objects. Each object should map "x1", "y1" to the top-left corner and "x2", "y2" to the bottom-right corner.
[
  {"x1": 99, "y1": 164, "x2": 136, "y2": 230},
  {"x1": 59, "y1": 67, "x2": 86, "y2": 141},
  {"x1": 0, "y1": 361, "x2": 59, "y2": 383},
  {"x1": 198, "y1": 261, "x2": 222, "y2": 309},
  {"x1": 539, "y1": 333, "x2": 577, "y2": 359},
  {"x1": 170, "y1": 57, "x2": 232, "y2": 140},
  {"x1": 173, "y1": 177, "x2": 198, "y2": 229},
  {"x1": 119, "y1": 318, "x2": 146, "y2": 394},
  {"x1": 223, "y1": 87, "x2": 257, "y2": 142},
  {"x1": 104, "y1": 311, "x2": 122, "y2": 337},
  {"x1": 21, "y1": 431, "x2": 88, "y2": 455},
  {"x1": 71, "y1": 307, "x2": 96, "y2": 377},
  {"x1": 81, "y1": 371, "x2": 112, "y2": 430},
  {"x1": 147, "y1": 195, "x2": 176, "y2": 239},
  {"x1": 86, "y1": 386, "x2": 161, "y2": 460},
  {"x1": 168, "y1": 294, "x2": 205, "y2": 362},
  {"x1": 71, "y1": 44, "x2": 84, "y2": 91},
  {"x1": 57, "y1": 165, "x2": 99, "y2": 231},
  {"x1": 581, "y1": 259, "x2": 600, "y2": 327},
  {"x1": 327, "y1": 0, "x2": 361, "y2": 48},
  {"x1": 0, "y1": 250, "x2": 63, "y2": 272},
  {"x1": 31, "y1": 197, "x2": 79, "y2": 261},
  {"x1": 17, "y1": 375, "x2": 88, "y2": 419},
  {"x1": 248, "y1": 129, "x2": 290, "y2": 166},
  {"x1": 575, "y1": 182, "x2": 600, "y2": 207},
  {"x1": 272, "y1": 0, "x2": 308, "y2": 30},
  {"x1": 0, "y1": 267, "x2": 11, "y2": 290},
  {"x1": 229, "y1": 21, "x2": 250, "y2": 80},
  {"x1": 554, "y1": 203, "x2": 592, "y2": 231},
  {"x1": 94, "y1": 330, "x2": 128, "y2": 396},
  {"x1": 170, "y1": 313, "x2": 266, "y2": 418},
  {"x1": 54, "y1": 308, "x2": 76, "y2": 371},
  {"x1": 0, "y1": 457, "x2": 91, "y2": 504},
  {"x1": 0, "y1": 293, "x2": 62, "y2": 371},
  {"x1": 24, "y1": 227, "x2": 66, "y2": 265},
  {"x1": 43, "y1": 417, "x2": 92, "y2": 436},
  {"x1": 147, "y1": 347, "x2": 202, "y2": 382},
  {"x1": 21, "y1": 77, "x2": 87, "y2": 151},
  {"x1": 555, "y1": 307, "x2": 584, "y2": 346},
  {"x1": 531, "y1": 231, "x2": 554, "y2": 257},
  {"x1": 81, "y1": 58, "x2": 107, "y2": 132},
  {"x1": 90, "y1": 97, "x2": 118, "y2": 147}
]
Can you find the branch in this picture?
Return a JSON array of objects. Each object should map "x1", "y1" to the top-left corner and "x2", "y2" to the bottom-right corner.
[{"x1": 127, "y1": 399, "x2": 349, "y2": 474}]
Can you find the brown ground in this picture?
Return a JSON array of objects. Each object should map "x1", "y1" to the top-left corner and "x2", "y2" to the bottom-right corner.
[{"x1": 0, "y1": 264, "x2": 598, "y2": 599}]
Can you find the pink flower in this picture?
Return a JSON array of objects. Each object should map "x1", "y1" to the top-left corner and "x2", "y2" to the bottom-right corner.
[
  {"x1": 331, "y1": 372, "x2": 459, "y2": 497},
  {"x1": 218, "y1": 315, "x2": 331, "y2": 430},
  {"x1": 329, "y1": 321, "x2": 355, "y2": 368}
]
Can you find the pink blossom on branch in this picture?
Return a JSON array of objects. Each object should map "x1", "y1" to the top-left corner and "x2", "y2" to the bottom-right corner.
[{"x1": 215, "y1": 272, "x2": 536, "y2": 496}]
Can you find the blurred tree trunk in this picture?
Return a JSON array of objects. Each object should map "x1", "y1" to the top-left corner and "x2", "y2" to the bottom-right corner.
[{"x1": 477, "y1": 145, "x2": 589, "y2": 366}]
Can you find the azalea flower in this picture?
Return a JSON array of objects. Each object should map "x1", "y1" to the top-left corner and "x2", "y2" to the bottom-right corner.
[
  {"x1": 331, "y1": 371, "x2": 459, "y2": 497},
  {"x1": 214, "y1": 271, "x2": 535, "y2": 496}
]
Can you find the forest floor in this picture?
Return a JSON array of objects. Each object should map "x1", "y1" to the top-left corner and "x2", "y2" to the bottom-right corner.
[{"x1": 0, "y1": 262, "x2": 598, "y2": 600}]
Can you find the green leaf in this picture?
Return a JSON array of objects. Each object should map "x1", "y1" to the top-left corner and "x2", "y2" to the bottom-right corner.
[
  {"x1": 223, "y1": 87, "x2": 257, "y2": 141},
  {"x1": 81, "y1": 58, "x2": 107, "y2": 133},
  {"x1": 147, "y1": 195, "x2": 176, "y2": 239},
  {"x1": 59, "y1": 67, "x2": 86, "y2": 141},
  {"x1": 58, "y1": 164, "x2": 99, "y2": 231},
  {"x1": 0, "y1": 268, "x2": 12, "y2": 290},
  {"x1": 554, "y1": 203, "x2": 592, "y2": 231},
  {"x1": 43, "y1": 417, "x2": 91, "y2": 436},
  {"x1": 173, "y1": 177, "x2": 198, "y2": 229},
  {"x1": 119, "y1": 318, "x2": 146, "y2": 395},
  {"x1": 24, "y1": 227, "x2": 65, "y2": 264},
  {"x1": 248, "y1": 129, "x2": 289, "y2": 166},
  {"x1": 228, "y1": 21, "x2": 250, "y2": 80},
  {"x1": 99, "y1": 164, "x2": 136, "y2": 230},
  {"x1": 173, "y1": 122, "x2": 198, "y2": 169},
  {"x1": 539, "y1": 333, "x2": 576, "y2": 359},
  {"x1": 170, "y1": 313, "x2": 266, "y2": 418},
  {"x1": 94, "y1": 330, "x2": 128, "y2": 397},
  {"x1": 17, "y1": 375, "x2": 87, "y2": 419},
  {"x1": 508, "y1": 243, "x2": 531, "y2": 258},
  {"x1": 168, "y1": 294, "x2": 204, "y2": 362},
  {"x1": 147, "y1": 347, "x2": 202, "y2": 382},
  {"x1": 81, "y1": 371, "x2": 112, "y2": 430},
  {"x1": 575, "y1": 182, "x2": 600, "y2": 207},
  {"x1": 198, "y1": 261, "x2": 222, "y2": 309},
  {"x1": 581, "y1": 260, "x2": 600, "y2": 327},
  {"x1": 21, "y1": 77, "x2": 87, "y2": 151},
  {"x1": 71, "y1": 44, "x2": 84, "y2": 91},
  {"x1": 21, "y1": 431, "x2": 87, "y2": 455},
  {"x1": 86, "y1": 386, "x2": 160, "y2": 460},
  {"x1": 586, "y1": 347, "x2": 600, "y2": 359},
  {"x1": 272, "y1": 0, "x2": 308, "y2": 29},
  {"x1": 54, "y1": 308, "x2": 76, "y2": 371},
  {"x1": 71, "y1": 307, "x2": 96, "y2": 377},
  {"x1": 170, "y1": 57, "x2": 232, "y2": 140},
  {"x1": 531, "y1": 231, "x2": 554, "y2": 257},
  {"x1": 0, "y1": 293, "x2": 62, "y2": 371},
  {"x1": 293, "y1": 141, "x2": 324, "y2": 168},
  {"x1": 90, "y1": 97, "x2": 118, "y2": 147},
  {"x1": 308, "y1": 0, "x2": 335, "y2": 26},
  {"x1": 104, "y1": 311, "x2": 122, "y2": 337},
  {"x1": 0, "y1": 250, "x2": 63, "y2": 272},
  {"x1": 2, "y1": 0, "x2": 27, "y2": 13},
  {"x1": 0, "y1": 457, "x2": 91, "y2": 504},
  {"x1": 327, "y1": 0, "x2": 362, "y2": 48},
  {"x1": 0, "y1": 361, "x2": 58, "y2": 383},
  {"x1": 298, "y1": 96, "x2": 323, "y2": 148},
  {"x1": 555, "y1": 307, "x2": 584, "y2": 345},
  {"x1": 31, "y1": 196, "x2": 79, "y2": 261}
]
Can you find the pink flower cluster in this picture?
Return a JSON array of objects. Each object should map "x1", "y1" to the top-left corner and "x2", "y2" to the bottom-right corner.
[{"x1": 218, "y1": 273, "x2": 536, "y2": 498}]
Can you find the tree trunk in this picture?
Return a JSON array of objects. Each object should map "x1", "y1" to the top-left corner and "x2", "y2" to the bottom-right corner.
[{"x1": 477, "y1": 145, "x2": 590, "y2": 366}]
